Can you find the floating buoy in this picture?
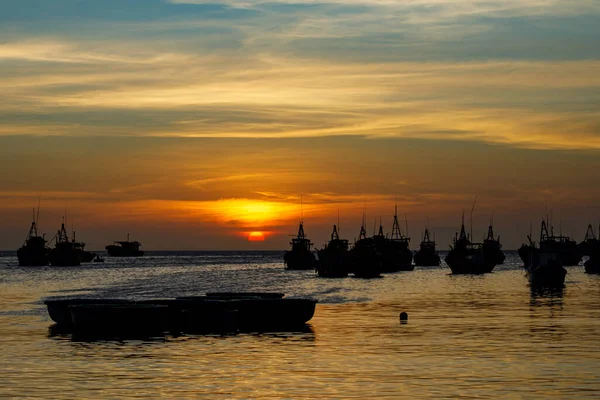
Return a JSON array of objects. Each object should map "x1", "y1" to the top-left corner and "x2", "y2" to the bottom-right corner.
[{"x1": 399, "y1": 312, "x2": 408, "y2": 322}]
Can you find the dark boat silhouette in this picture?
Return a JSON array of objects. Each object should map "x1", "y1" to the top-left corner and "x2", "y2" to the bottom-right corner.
[
  {"x1": 445, "y1": 214, "x2": 496, "y2": 274},
  {"x1": 106, "y1": 234, "x2": 144, "y2": 257},
  {"x1": 47, "y1": 223, "x2": 81, "y2": 266},
  {"x1": 372, "y1": 209, "x2": 414, "y2": 272},
  {"x1": 284, "y1": 222, "x2": 316, "y2": 270},
  {"x1": 520, "y1": 220, "x2": 568, "y2": 286},
  {"x1": 519, "y1": 220, "x2": 581, "y2": 268},
  {"x1": 93, "y1": 255, "x2": 105, "y2": 263},
  {"x1": 482, "y1": 224, "x2": 505, "y2": 265},
  {"x1": 71, "y1": 231, "x2": 95, "y2": 262},
  {"x1": 17, "y1": 208, "x2": 48, "y2": 266},
  {"x1": 44, "y1": 293, "x2": 317, "y2": 334},
  {"x1": 316, "y1": 224, "x2": 350, "y2": 278},
  {"x1": 350, "y1": 220, "x2": 382, "y2": 278},
  {"x1": 414, "y1": 228, "x2": 440, "y2": 266},
  {"x1": 580, "y1": 224, "x2": 600, "y2": 274}
]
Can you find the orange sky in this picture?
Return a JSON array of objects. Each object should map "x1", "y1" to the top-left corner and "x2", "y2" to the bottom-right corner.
[{"x1": 1, "y1": 1, "x2": 599, "y2": 250}]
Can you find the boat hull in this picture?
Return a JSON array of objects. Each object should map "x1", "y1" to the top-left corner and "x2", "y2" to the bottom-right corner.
[
  {"x1": 284, "y1": 250, "x2": 316, "y2": 270},
  {"x1": 445, "y1": 248, "x2": 495, "y2": 274},
  {"x1": 414, "y1": 251, "x2": 441, "y2": 267},
  {"x1": 46, "y1": 295, "x2": 317, "y2": 334},
  {"x1": 17, "y1": 247, "x2": 48, "y2": 266},
  {"x1": 527, "y1": 264, "x2": 567, "y2": 287},
  {"x1": 105, "y1": 245, "x2": 144, "y2": 257}
]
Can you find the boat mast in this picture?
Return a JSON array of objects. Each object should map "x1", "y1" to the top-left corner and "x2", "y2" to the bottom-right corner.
[{"x1": 470, "y1": 196, "x2": 477, "y2": 242}]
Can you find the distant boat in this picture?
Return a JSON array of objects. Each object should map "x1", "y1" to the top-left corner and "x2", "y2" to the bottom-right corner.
[
  {"x1": 71, "y1": 231, "x2": 95, "y2": 263},
  {"x1": 17, "y1": 208, "x2": 48, "y2": 266},
  {"x1": 47, "y1": 223, "x2": 80, "y2": 266},
  {"x1": 445, "y1": 214, "x2": 496, "y2": 274},
  {"x1": 579, "y1": 224, "x2": 600, "y2": 274},
  {"x1": 316, "y1": 224, "x2": 350, "y2": 278},
  {"x1": 93, "y1": 255, "x2": 105, "y2": 263},
  {"x1": 372, "y1": 208, "x2": 413, "y2": 272},
  {"x1": 520, "y1": 220, "x2": 567, "y2": 286},
  {"x1": 350, "y1": 221, "x2": 381, "y2": 278},
  {"x1": 482, "y1": 224, "x2": 505, "y2": 265},
  {"x1": 283, "y1": 222, "x2": 316, "y2": 270},
  {"x1": 414, "y1": 228, "x2": 440, "y2": 267},
  {"x1": 519, "y1": 220, "x2": 581, "y2": 268},
  {"x1": 106, "y1": 234, "x2": 144, "y2": 257}
]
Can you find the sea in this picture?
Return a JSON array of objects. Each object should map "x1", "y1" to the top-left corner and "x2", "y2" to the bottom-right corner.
[{"x1": 0, "y1": 250, "x2": 599, "y2": 399}]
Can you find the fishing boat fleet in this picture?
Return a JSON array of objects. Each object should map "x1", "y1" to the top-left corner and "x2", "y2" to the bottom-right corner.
[
  {"x1": 284, "y1": 209, "x2": 600, "y2": 287},
  {"x1": 17, "y1": 208, "x2": 143, "y2": 267}
]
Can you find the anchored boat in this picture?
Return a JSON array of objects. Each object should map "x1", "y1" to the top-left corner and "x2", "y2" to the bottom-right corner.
[
  {"x1": 47, "y1": 223, "x2": 80, "y2": 266},
  {"x1": 350, "y1": 219, "x2": 381, "y2": 278},
  {"x1": 316, "y1": 224, "x2": 350, "y2": 278},
  {"x1": 373, "y1": 208, "x2": 413, "y2": 272},
  {"x1": 414, "y1": 228, "x2": 440, "y2": 267},
  {"x1": 106, "y1": 234, "x2": 144, "y2": 257},
  {"x1": 17, "y1": 208, "x2": 48, "y2": 266},
  {"x1": 445, "y1": 214, "x2": 496, "y2": 274},
  {"x1": 519, "y1": 220, "x2": 581, "y2": 268},
  {"x1": 284, "y1": 221, "x2": 316, "y2": 270},
  {"x1": 44, "y1": 292, "x2": 317, "y2": 334}
]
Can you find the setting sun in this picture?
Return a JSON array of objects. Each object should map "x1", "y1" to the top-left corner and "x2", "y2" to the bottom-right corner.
[{"x1": 248, "y1": 231, "x2": 265, "y2": 242}]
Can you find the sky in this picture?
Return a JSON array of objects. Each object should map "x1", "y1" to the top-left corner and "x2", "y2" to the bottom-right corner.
[{"x1": 1, "y1": 0, "x2": 599, "y2": 250}]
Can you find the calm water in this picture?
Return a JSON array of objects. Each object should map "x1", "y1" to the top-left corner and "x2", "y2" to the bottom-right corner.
[{"x1": 1, "y1": 251, "x2": 599, "y2": 399}]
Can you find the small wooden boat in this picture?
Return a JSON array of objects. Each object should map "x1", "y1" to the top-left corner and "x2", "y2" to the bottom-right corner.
[{"x1": 45, "y1": 293, "x2": 317, "y2": 334}]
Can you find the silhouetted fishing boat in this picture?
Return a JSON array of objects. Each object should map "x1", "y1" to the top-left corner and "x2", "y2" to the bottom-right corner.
[
  {"x1": 284, "y1": 221, "x2": 316, "y2": 270},
  {"x1": 71, "y1": 231, "x2": 95, "y2": 262},
  {"x1": 372, "y1": 208, "x2": 414, "y2": 272},
  {"x1": 414, "y1": 228, "x2": 440, "y2": 266},
  {"x1": 47, "y1": 223, "x2": 80, "y2": 266},
  {"x1": 482, "y1": 224, "x2": 505, "y2": 264},
  {"x1": 17, "y1": 208, "x2": 48, "y2": 266},
  {"x1": 445, "y1": 214, "x2": 496, "y2": 274},
  {"x1": 106, "y1": 234, "x2": 144, "y2": 257},
  {"x1": 316, "y1": 224, "x2": 350, "y2": 278},
  {"x1": 519, "y1": 220, "x2": 581, "y2": 268},
  {"x1": 350, "y1": 220, "x2": 381, "y2": 278},
  {"x1": 526, "y1": 252, "x2": 567, "y2": 287},
  {"x1": 580, "y1": 224, "x2": 600, "y2": 274}
]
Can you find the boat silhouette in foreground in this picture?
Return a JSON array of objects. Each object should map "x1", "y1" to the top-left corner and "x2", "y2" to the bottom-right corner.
[{"x1": 44, "y1": 292, "x2": 317, "y2": 335}]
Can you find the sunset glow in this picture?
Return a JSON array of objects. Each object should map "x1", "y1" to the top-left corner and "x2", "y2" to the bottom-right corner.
[
  {"x1": 247, "y1": 232, "x2": 265, "y2": 242},
  {"x1": 0, "y1": 0, "x2": 599, "y2": 250}
]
